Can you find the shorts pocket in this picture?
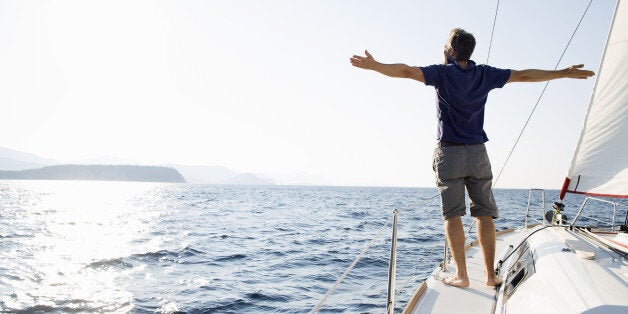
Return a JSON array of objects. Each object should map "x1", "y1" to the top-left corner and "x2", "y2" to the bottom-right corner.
[{"x1": 433, "y1": 147, "x2": 462, "y2": 181}]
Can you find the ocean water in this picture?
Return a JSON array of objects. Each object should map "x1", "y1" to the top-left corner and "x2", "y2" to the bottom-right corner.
[{"x1": 0, "y1": 180, "x2": 625, "y2": 313}]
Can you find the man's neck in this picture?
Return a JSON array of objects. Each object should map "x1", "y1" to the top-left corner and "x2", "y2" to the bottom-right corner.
[{"x1": 446, "y1": 56, "x2": 470, "y2": 69}]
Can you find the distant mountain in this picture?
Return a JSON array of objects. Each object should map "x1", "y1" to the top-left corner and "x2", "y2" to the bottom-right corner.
[
  {"x1": 169, "y1": 164, "x2": 275, "y2": 185},
  {"x1": 0, "y1": 147, "x2": 57, "y2": 170},
  {"x1": 0, "y1": 165, "x2": 186, "y2": 183},
  {"x1": 169, "y1": 164, "x2": 238, "y2": 184},
  {"x1": 0, "y1": 146, "x2": 276, "y2": 185}
]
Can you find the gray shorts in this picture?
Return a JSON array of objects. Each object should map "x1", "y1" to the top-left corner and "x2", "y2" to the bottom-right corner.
[{"x1": 432, "y1": 143, "x2": 498, "y2": 220}]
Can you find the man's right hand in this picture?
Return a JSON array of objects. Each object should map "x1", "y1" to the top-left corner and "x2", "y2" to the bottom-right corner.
[
  {"x1": 561, "y1": 64, "x2": 595, "y2": 79},
  {"x1": 350, "y1": 50, "x2": 377, "y2": 70}
]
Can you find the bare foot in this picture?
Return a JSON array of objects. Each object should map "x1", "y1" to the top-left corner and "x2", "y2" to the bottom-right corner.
[
  {"x1": 442, "y1": 275, "x2": 470, "y2": 288},
  {"x1": 486, "y1": 275, "x2": 503, "y2": 286}
]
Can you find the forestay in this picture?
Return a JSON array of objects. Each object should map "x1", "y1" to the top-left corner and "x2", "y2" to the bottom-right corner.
[{"x1": 565, "y1": 0, "x2": 628, "y2": 198}]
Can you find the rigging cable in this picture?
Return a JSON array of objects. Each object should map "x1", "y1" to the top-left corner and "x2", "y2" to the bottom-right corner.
[
  {"x1": 486, "y1": 0, "x2": 501, "y2": 64},
  {"x1": 493, "y1": 0, "x2": 594, "y2": 187}
]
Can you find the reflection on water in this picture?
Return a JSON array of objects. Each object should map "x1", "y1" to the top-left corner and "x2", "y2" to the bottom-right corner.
[{"x1": 0, "y1": 180, "x2": 161, "y2": 312}]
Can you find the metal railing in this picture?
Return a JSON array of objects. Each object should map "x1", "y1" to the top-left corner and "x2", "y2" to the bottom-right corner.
[
  {"x1": 525, "y1": 189, "x2": 546, "y2": 228},
  {"x1": 441, "y1": 238, "x2": 449, "y2": 272},
  {"x1": 570, "y1": 196, "x2": 625, "y2": 230},
  {"x1": 386, "y1": 210, "x2": 399, "y2": 314}
]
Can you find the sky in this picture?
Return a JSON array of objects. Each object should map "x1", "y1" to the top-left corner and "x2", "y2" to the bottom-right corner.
[{"x1": 0, "y1": 0, "x2": 618, "y2": 188}]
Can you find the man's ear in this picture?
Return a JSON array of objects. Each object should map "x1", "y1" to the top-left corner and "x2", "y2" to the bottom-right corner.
[
  {"x1": 445, "y1": 47, "x2": 454, "y2": 57},
  {"x1": 443, "y1": 46, "x2": 454, "y2": 64}
]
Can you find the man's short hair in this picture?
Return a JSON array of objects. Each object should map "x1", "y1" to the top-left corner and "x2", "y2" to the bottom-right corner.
[{"x1": 447, "y1": 28, "x2": 476, "y2": 61}]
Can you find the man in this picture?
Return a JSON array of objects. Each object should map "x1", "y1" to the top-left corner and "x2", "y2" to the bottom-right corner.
[{"x1": 350, "y1": 28, "x2": 594, "y2": 287}]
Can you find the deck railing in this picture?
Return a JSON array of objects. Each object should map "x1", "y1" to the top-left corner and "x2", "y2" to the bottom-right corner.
[
  {"x1": 386, "y1": 209, "x2": 399, "y2": 314},
  {"x1": 525, "y1": 188, "x2": 546, "y2": 228},
  {"x1": 570, "y1": 196, "x2": 626, "y2": 230}
]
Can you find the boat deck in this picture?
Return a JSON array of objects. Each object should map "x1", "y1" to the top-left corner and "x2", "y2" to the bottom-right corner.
[
  {"x1": 404, "y1": 228, "x2": 526, "y2": 314},
  {"x1": 404, "y1": 225, "x2": 628, "y2": 313}
]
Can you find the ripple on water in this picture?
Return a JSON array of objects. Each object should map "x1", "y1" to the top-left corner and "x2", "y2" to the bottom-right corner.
[
  {"x1": 214, "y1": 253, "x2": 247, "y2": 262},
  {"x1": 85, "y1": 257, "x2": 134, "y2": 270}
]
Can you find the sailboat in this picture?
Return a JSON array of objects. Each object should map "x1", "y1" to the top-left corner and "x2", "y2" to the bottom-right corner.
[{"x1": 403, "y1": 0, "x2": 628, "y2": 313}]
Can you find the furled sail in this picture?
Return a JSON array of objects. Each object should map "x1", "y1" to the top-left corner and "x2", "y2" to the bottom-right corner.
[{"x1": 563, "y1": 0, "x2": 628, "y2": 198}]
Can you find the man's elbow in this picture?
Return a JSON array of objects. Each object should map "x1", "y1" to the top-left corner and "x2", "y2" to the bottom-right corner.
[
  {"x1": 508, "y1": 72, "x2": 532, "y2": 83},
  {"x1": 518, "y1": 75, "x2": 533, "y2": 82},
  {"x1": 402, "y1": 67, "x2": 424, "y2": 82},
  {"x1": 401, "y1": 68, "x2": 414, "y2": 78}
]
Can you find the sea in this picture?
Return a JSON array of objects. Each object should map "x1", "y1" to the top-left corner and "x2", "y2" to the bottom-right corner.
[{"x1": 0, "y1": 180, "x2": 625, "y2": 313}]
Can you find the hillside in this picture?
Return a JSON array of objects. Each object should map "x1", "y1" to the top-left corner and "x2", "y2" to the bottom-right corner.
[{"x1": 0, "y1": 165, "x2": 186, "y2": 183}]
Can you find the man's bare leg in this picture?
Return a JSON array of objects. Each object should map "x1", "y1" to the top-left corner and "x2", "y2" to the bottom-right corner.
[
  {"x1": 476, "y1": 215, "x2": 502, "y2": 286},
  {"x1": 443, "y1": 215, "x2": 469, "y2": 287}
]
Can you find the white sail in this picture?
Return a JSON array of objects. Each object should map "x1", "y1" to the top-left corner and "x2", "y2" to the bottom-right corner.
[{"x1": 565, "y1": 0, "x2": 628, "y2": 198}]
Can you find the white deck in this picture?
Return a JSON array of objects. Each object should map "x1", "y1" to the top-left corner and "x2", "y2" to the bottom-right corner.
[
  {"x1": 404, "y1": 226, "x2": 628, "y2": 314},
  {"x1": 406, "y1": 228, "x2": 526, "y2": 314}
]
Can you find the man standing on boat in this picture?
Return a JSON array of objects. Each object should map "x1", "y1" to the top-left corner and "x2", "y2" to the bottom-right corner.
[{"x1": 350, "y1": 28, "x2": 594, "y2": 287}]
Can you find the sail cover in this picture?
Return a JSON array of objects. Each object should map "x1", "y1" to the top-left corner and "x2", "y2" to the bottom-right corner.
[{"x1": 565, "y1": 0, "x2": 628, "y2": 198}]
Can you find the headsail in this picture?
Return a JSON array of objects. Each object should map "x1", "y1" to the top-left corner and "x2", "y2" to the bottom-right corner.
[{"x1": 563, "y1": 0, "x2": 628, "y2": 199}]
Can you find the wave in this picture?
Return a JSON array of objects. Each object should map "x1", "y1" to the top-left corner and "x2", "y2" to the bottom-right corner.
[
  {"x1": 131, "y1": 250, "x2": 176, "y2": 261},
  {"x1": 129, "y1": 246, "x2": 207, "y2": 264},
  {"x1": 245, "y1": 291, "x2": 289, "y2": 302},
  {"x1": 214, "y1": 253, "x2": 247, "y2": 262},
  {"x1": 5, "y1": 300, "x2": 132, "y2": 314},
  {"x1": 185, "y1": 299, "x2": 262, "y2": 314},
  {"x1": 8, "y1": 305, "x2": 57, "y2": 313},
  {"x1": 86, "y1": 257, "x2": 133, "y2": 269},
  {"x1": 355, "y1": 256, "x2": 388, "y2": 268},
  {"x1": 180, "y1": 246, "x2": 205, "y2": 257}
]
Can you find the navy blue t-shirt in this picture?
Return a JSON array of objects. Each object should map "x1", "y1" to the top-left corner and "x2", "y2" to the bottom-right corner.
[{"x1": 420, "y1": 58, "x2": 511, "y2": 144}]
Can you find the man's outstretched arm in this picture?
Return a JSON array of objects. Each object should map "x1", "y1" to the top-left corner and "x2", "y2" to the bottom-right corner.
[
  {"x1": 350, "y1": 50, "x2": 425, "y2": 83},
  {"x1": 507, "y1": 64, "x2": 595, "y2": 83}
]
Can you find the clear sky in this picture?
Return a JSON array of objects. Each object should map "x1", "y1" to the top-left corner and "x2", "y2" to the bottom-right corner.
[{"x1": 0, "y1": 0, "x2": 617, "y2": 188}]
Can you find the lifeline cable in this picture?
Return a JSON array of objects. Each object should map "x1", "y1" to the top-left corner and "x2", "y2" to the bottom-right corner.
[
  {"x1": 310, "y1": 214, "x2": 394, "y2": 313},
  {"x1": 394, "y1": 238, "x2": 444, "y2": 297},
  {"x1": 310, "y1": 193, "x2": 441, "y2": 313}
]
